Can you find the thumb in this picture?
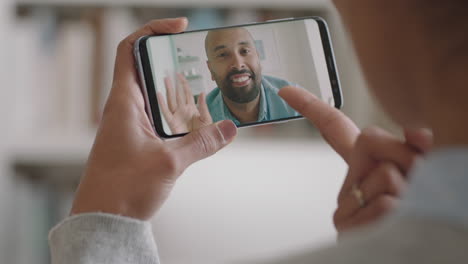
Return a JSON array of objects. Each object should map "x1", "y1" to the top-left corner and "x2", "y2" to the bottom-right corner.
[
  {"x1": 404, "y1": 127, "x2": 433, "y2": 153},
  {"x1": 174, "y1": 120, "x2": 237, "y2": 167}
]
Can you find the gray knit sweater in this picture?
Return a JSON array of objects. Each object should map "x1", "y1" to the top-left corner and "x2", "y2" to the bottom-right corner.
[
  {"x1": 49, "y1": 213, "x2": 468, "y2": 264},
  {"x1": 49, "y1": 213, "x2": 160, "y2": 264}
]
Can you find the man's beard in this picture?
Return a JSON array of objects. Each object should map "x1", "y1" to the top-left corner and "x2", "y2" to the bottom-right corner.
[{"x1": 218, "y1": 69, "x2": 261, "y2": 104}]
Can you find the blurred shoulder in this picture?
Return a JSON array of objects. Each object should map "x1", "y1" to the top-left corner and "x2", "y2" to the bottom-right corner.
[
  {"x1": 262, "y1": 75, "x2": 294, "y2": 90},
  {"x1": 205, "y1": 87, "x2": 221, "y2": 103},
  {"x1": 253, "y1": 216, "x2": 468, "y2": 264}
]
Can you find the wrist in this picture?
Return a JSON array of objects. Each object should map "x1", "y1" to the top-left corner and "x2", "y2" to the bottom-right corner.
[
  {"x1": 69, "y1": 177, "x2": 167, "y2": 221},
  {"x1": 69, "y1": 182, "x2": 144, "y2": 220}
]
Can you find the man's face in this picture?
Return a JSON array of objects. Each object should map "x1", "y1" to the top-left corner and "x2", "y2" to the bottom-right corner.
[{"x1": 206, "y1": 28, "x2": 262, "y2": 104}]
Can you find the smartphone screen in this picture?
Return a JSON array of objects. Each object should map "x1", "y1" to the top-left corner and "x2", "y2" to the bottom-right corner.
[{"x1": 137, "y1": 17, "x2": 341, "y2": 138}]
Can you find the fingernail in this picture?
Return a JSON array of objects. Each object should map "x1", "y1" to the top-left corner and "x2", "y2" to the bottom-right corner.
[
  {"x1": 419, "y1": 128, "x2": 433, "y2": 138},
  {"x1": 216, "y1": 120, "x2": 237, "y2": 143},
  {"x1": 176, "y1": 17, "x2": 188, "y2": 24},
  {"x1": 278, "y1": 86, "x2": 293, "y2": 97}
]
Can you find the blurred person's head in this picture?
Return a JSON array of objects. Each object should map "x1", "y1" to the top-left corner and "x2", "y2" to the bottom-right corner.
[
  {"x1": 333, "y1": 0, "x2": 468, "y2": 146},
  {"x1": 205, "y1": 28, "x2": 262, "y2": 104}
]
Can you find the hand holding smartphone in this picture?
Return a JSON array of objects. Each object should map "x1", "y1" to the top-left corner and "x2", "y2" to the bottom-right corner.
[{"x1": 134, "y1": 17, "x2": 342, "y2": 138}]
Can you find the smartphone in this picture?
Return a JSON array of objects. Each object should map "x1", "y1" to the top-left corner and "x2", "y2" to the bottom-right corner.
[{"x1": 134, "y1": 17, "x2": 342, "y2": 138}]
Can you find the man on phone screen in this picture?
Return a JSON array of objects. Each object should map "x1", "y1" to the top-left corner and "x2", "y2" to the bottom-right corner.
[{"x1": 204, "y1": 27, "x2": 299, "y2": 125}]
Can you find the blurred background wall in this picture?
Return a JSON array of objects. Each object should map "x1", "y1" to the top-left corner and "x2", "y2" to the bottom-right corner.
[{"x1": 0, "y1": 0, "x2": 398, "y2": 263}]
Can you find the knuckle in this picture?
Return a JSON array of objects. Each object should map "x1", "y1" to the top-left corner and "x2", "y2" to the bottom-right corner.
[
  {"x1": 143, "y1": 23, "x2": 155, "y2": 33},
  {"x1": 355, "y1": 130, "x2": 372, "y2": 147},
  {"x1": 406, "y1": 154, "x2": 420, "y2": 170},
  {"x1": 117, "y1": 39, "x2": 129, "y2": 53},
  {"x1": 191, "y1": 129, "x2": 219, "y2": 155},
  {"x1": 333, "y1": 208, "x2": 343, "y2": 230},
  {"x1": 101, "y1": 94, "x2": 120, "y2": 119},
  {"x1": 361, "y1": 126, "x2": 383, "y2": 139},
  {"x1": 159, "y1": 147, "x2": 180, "y2": 175},
  {"x1": 379, "y1": 162, "x2": 398, "y2": 173},
  {"x1": 320, "y1": 112, "x2": 343, "y2": 137},
  {"x1": 378, "y1": 164, "x2": 401, "y2": 192},
  {"x1": 101, "y1": 100, "x2": 113, "y2": 118},
  {"x1": 373, "y1": 195, "x2": 397, "y2": 216},
  {"x1": 355, "y1": 126, "x2": 387, "y2": 150},
  {"x1": 147, "y1": 19, "x2": 173, "y2": 33}
]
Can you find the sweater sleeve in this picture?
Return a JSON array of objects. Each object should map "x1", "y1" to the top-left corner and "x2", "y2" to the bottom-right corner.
[{"x1": 48, "y1": 213, "x2": 160, "y2": 264}]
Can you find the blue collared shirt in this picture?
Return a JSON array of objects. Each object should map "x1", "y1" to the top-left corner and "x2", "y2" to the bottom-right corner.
[{"x1": 205, "y1": 75, "x2": 300, "y2": 125}]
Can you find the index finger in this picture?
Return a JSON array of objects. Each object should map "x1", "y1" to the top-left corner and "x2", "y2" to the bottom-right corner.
[{"x1": 279, "y1": 86, "x2": 359, "y2": 163}]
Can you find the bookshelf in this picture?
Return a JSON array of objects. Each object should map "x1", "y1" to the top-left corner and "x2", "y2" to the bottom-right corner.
[
  {"x1": 8, "y1": 2, "x2": 346, "y2": 162},
  {"x1": 10, "y1": 131, "x2": 95, "y2": 166},
  {"x1": 0, "y1": 0, "x2": 383, "y2": 263}
]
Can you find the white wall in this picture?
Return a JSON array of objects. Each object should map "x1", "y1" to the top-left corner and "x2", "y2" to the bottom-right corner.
[
  {"x1": 0, "y1": 0, "x2": 14, "y2": 263},
  {"x1": 152, "y1": 140, "x2": 346, "y2": 264},
  {"x1": 256, "y1": 20, "x2": 319, "y2": 96}
]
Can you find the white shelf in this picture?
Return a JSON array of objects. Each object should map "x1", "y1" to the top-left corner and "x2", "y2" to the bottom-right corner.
[
  {"x1": 15, "y1": 0, "x2": 330, "y2": 8},
  {"x1": 9, "y1": 130, "x2": 96, "y2": 166},
  {"x1": 8, "y1": 132, "x2": 332, "y2": 168}
]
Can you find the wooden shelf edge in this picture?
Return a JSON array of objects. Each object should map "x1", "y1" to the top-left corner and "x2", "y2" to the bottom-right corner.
[{"x1": 8, "y1": 130, "x2": 96, "y2": 165}]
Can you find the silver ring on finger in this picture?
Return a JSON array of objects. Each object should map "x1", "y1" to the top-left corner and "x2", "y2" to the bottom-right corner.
[{"x1": 351, "y1": 183, "x2": 366, "y2": 208}]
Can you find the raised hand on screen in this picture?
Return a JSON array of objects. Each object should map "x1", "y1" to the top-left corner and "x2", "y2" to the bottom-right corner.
[{"x1": 157, "y1": 73, "x2": 213, "y2": 134}]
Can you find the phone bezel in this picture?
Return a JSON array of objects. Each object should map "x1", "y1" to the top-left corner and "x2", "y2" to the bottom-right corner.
[{"x1": 135, "y1": 16, "x2": 342, "y2": 139}]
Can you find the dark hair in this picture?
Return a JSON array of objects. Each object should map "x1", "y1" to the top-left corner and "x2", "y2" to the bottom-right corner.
[
  {"x1": 415, "y1": 2, "x2": 468, "y2": 57},
  {"x1": 404, "y1": 1, "x2": 468, "y2": 77}
]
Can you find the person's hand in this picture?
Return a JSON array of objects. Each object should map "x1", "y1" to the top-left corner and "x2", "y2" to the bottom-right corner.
[
  {"x1": 333, "y1": 126, "x2": 432, "y2": 233},
  {"x1": 278, "y1": 86, "x2": 432, "y2": 234},
  {"x1": 157, "y1": 73, "x2": 213, "y2": 134},
  {"x1": 70, "y1": 18, "x2": 237, "y2": 220}
]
